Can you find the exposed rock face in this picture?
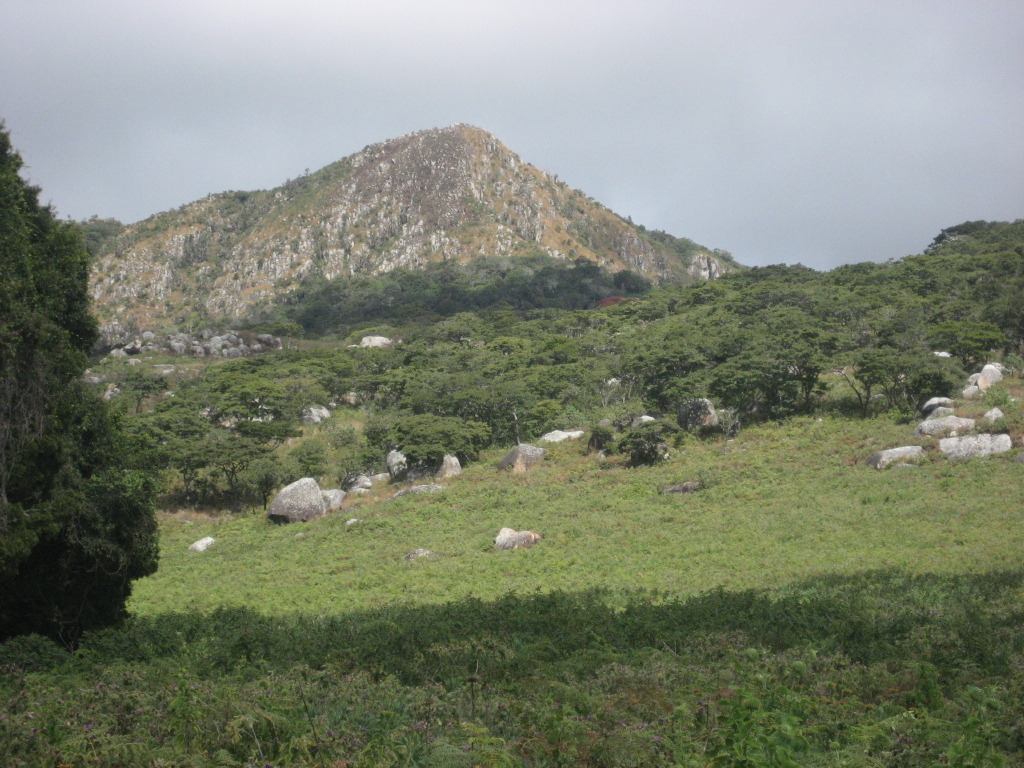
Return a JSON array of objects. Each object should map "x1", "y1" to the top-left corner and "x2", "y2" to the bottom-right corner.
[
  {"x1": 267, "y1": 478, "x2": 327, "y2": 524},
  {"x1": 302, "y1": 406, "x2": 331, "y2": 424},
  {"x1": 88, "y1": 125, "x2": 735, "y2": 345},
  {"x1": 438, "y1": 454, "x2": 462, "y2": 477},
  {"x1": 939, "y1": 434, "x2": 1012, "y2": 460},
  {"x1": 538, "y1": 429, "x2": 585, "y2": 443},
  {"x1": 497, "y1": 444, "x2": 545, "y2": 472},
  {"x1": 677, "y1": 398, "x2": 719, "y2": 431},
  {"x1": 321, "y1": 489, "x2": 346, "y2": 510},
  {"x1": 386, "y1": 450, "x2": 409, "y2": 481},
  {"x1": 493, "y1": 527, "x2": 542, "y2": 550},
  {"x1": 914, "y1": 415, "x2": 975, "y2": 436},
  {"x1": 866, "y1": 446, "x2": 925, "y2": 469},
  {"x1": 187, "y1": 537, "x2": 215, "y2": 552}
]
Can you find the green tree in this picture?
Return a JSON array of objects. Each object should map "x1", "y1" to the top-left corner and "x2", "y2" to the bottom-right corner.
[
  {"x1": 927, "y1": 321, "x2": 1006, "y2": 368},
  {"x1": 0, "y1": 123, "x2": 159, "y2": 643}
]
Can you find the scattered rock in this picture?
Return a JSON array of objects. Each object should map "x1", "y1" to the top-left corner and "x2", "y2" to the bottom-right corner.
[
  {"x1": 494, "y1": 527, "x2": 542, "y2": 550},
  {"x1": 865, "y1": 445, "x2": 925, "y2": 469},
  {"x1": 301, "y1": 406, "x2": 331, "y2": 424},
  {"x1": 939, "y1": 434, "x2": 1013, "y2": 460},
  {"x1": 360, "y1": 335, "x2": 393, "y2": 348},
  {"x1": 663, "y1": 481, "x2": 700, "y2": 493},
  {"x1": 677, "y1": 398, "x2": 719, "y2": 431},
  {"x1": 345, "y1": 518, "x2": 361, "y2": 526},
  {"x1": 257, "y1": 333, "x2": 274, "y2": 345},
  {"x1": 984, "y1": 408, "x2": 1005, "y2": 423},
  {"x1": 922, "y1": 397, "x2": 955, "y2": 414},
  {"x1": 497, "y1": 444, "x2": 545, "y2": 472},
  {"x1": 187, "y1": 537, "x2": 215, "y2": 553},
  {"x1": 109, "y1": 348, "x2": 128, "y2": 358},
  {"x1": 925, "y1": 407, "x2": 955, "y2": 420},
  {"x1": 391, "y1": 484, "x2": 444, "y2": 498},
  {"x1": 538, "y1": 429, "x2": 585, "y2": 443},
  {"x1": 438, "y1": 454, "x2": 462, "y2": 477},
  {"x1": 403, "y1": 548, "x2": 433, "y2": 562},
  {"x1": 223, "y1": 347, "x2": 242, "y2": 359},
  {"x1": 597, "y1": 418, "x2": 612, "y2": 427},
  {"x1": 963, "y1": 385, "x2": 980, "y2": 398},
  {"x1": 321, "y1": 489, "x2": 346, "y2": 510},
  {"x1": 127, "y1": 358, "x2": 141, "y2": 366},
  {"x1": 1015, "y1": 453, "x2": 1024, "y2": 464},
  {"x1": 631, "y1": 414, "x2": 657, "y2": 428},
  {"x1": 266, "y1": 478, "x2": 327, "y2": 524},
  {"x1": 933, "y1": 351, "x2": 952, "y2": 358},
  {"x1": 914, "y1": 415, "x2": 975, "y2": 436},
  {"x1": 102, "y1": 384, "x2": 121, "y2": 401},
  {"x1": 387, "y1": 450, "x2": 409, "y2": 480},
  {"x1": 368, "y1": 472, "x2": 390, "y2": 485},
  {"x1": 142, "y1": 331, "x2": 155, "y2": 341},
  {"x1": 342, "y1": 474, "x2": 373, "y2": 492}
]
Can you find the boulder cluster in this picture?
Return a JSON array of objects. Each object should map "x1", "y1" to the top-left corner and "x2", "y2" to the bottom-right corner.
[
  {"x1": 104, "y1": 329, "x2": 283, "y2": 361},
  {"x1": 866, "y1": 362, "x2": 1016, "y2": 468}
]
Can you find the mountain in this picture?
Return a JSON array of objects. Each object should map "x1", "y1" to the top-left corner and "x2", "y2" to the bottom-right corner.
[{"x1": 88, "y1": 124, "x2": 739, "y2": 344}]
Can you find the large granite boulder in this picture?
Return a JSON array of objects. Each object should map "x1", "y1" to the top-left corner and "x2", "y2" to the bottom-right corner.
[
  {"x1": 267, "y1": 478, "x2": 327, "y2": 524},
  {"x1": 539, "y1": 429, "x2": 585, "y2": 443},
  {"x1": 391, "y1": 484, "x2": 444, "y2": 499},
  {"x1": 322, "y1": 489, "x2": 346, "y2": 510},
  {"x1": 438, "y1": 454, "x2": 462, "y2": 478},
  {"x1": 360, "y1": 335, "x2": 393, "y2": 348},
  {"x1": 939, "y1": 434, "x2": 1013, "y2": 460},
  {"x1": 301, "y1": 406, "x2": 331, "y2": 424},
  {"x1": 925, "y1": 407, "x2": 955, "y2": 420},
  {"x1": 494, "y1": 527, "x2": 542, "y2": 550},
  {"x1": 187, "y1": 537, "x2": 215, "y2": 552},
  {"x1": 497, "y1": 444, "x2": 545, "y2": 472},
  {"x1": 677, "y1": 398, "x2": 719, "y2": 431},
  {"x1": 866, "y1": 445, "x2": 925, "y2": 469},
  {"x1": 914, "y1": 415, "x2": 975, "y2": 436},
  {"x1": 386, "y1": 450, "x2": 409, "y2": 480},
  {"x1": 977, "y1": 364, "x2": 1004, "y2": 392}
]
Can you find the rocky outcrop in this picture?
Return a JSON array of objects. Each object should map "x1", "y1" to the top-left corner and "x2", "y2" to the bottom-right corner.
[
  {"x1": 88, "y1": 125, "x2": 735, "y2": 344},
  {"x1": 866, "y1": 446, "x2": 924, "y2": 469},
  {"x1": 493, "y1": 528, "x2": 542, "y2": 550},
  {"x1": 497, "y1": 444, "x2": 545, "y2": 472},
  {"x1": 267, "y1": 478, "x2": 327, "y2": 524},
  {"x1": 939, "y1": 434, "x2": 1012, "y2": 460}
]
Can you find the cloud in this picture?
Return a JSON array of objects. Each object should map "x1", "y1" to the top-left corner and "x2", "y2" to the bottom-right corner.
[{"x1": 2, "y1": 0, "x2": 1022, "y2": 268}]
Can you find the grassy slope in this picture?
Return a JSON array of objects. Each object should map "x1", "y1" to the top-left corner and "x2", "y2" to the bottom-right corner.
[{"x1": 132, "y1": 404, "x2": 1024, "y2": 616}]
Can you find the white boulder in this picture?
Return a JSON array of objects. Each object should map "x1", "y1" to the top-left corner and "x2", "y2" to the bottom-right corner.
[
  {"x1": 939, "y1": 434, "x2": 1012, "y2": 460},
  {"x1": 494, "y1": 528, "x2": 542, "y2": 551},
  {"x1": 914, "y1": 415, "x2": 975, "y2": 436},
  {"x1": 267, "y1": 478, "x2": 327, "y2": 524},
  {"x1": 865, "y1": 446, "x2": 925, "y2": 470},
  {"x1": 360, "y1": 336, "x2": 393, "y2": 348},
  {"x1": 188, "y1": 537, "x2": 215, "y2": 553},
  {"x1": 539, "y1": 429, "x2": 585, "y2": 443}
]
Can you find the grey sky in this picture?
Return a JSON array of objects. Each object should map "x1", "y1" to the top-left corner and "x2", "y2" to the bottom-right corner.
[{"x1": 2, "y1": 0, "x2": 1022, "y2": 269}]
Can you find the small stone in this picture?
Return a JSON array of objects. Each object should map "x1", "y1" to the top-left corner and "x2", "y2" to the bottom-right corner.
[
  {"x1": 403, "y1": 548, "x2": 433, "y2": 562},
  {"x1": 187, "y1": 537, "x2": 215, "y2": 553},
  {"x1": 983, "y1": 407, "x2": 1005, "y2": 423},
  {"x1": 663, "y1": 481, "x2": 700, "y2": 493},
  {"x1": 391, "y1": 484, "x2": 444, "y2": 498},
  {"x1": 345, "y1": 518, "x2": 361, "y2": 526},
  {"x1": 539, "y1": 429, "x2": 585, "y2": 443}
]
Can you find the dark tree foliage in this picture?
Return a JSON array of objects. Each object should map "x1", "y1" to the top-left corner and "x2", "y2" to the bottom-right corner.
[{"x1": 0, "y1": 124, "x2": 158, "y2": 645}]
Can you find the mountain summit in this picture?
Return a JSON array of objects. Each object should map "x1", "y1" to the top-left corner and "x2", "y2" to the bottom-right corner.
[{"x1": 89, "y1": 125, "x2": 737, "y2": 342}]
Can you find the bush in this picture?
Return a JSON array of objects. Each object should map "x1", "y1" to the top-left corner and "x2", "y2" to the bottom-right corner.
[{"x1": 618, "y1": 420, "x2": 678, "y2": 466}]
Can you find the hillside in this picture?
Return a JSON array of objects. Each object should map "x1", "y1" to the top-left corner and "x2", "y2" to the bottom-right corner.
[{"x1": 88, "y1": 125, "x2": 739, "y2": 345}]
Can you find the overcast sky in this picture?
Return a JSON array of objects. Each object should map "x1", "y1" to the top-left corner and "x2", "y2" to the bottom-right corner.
[{"x1": 2, "y1": 0, "x2": 1022, "y2": 269}]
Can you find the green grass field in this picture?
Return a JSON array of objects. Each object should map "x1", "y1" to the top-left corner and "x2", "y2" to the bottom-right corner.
[{"x1": 132, "y1": 413, "x2": 1024, "y2": 616}]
